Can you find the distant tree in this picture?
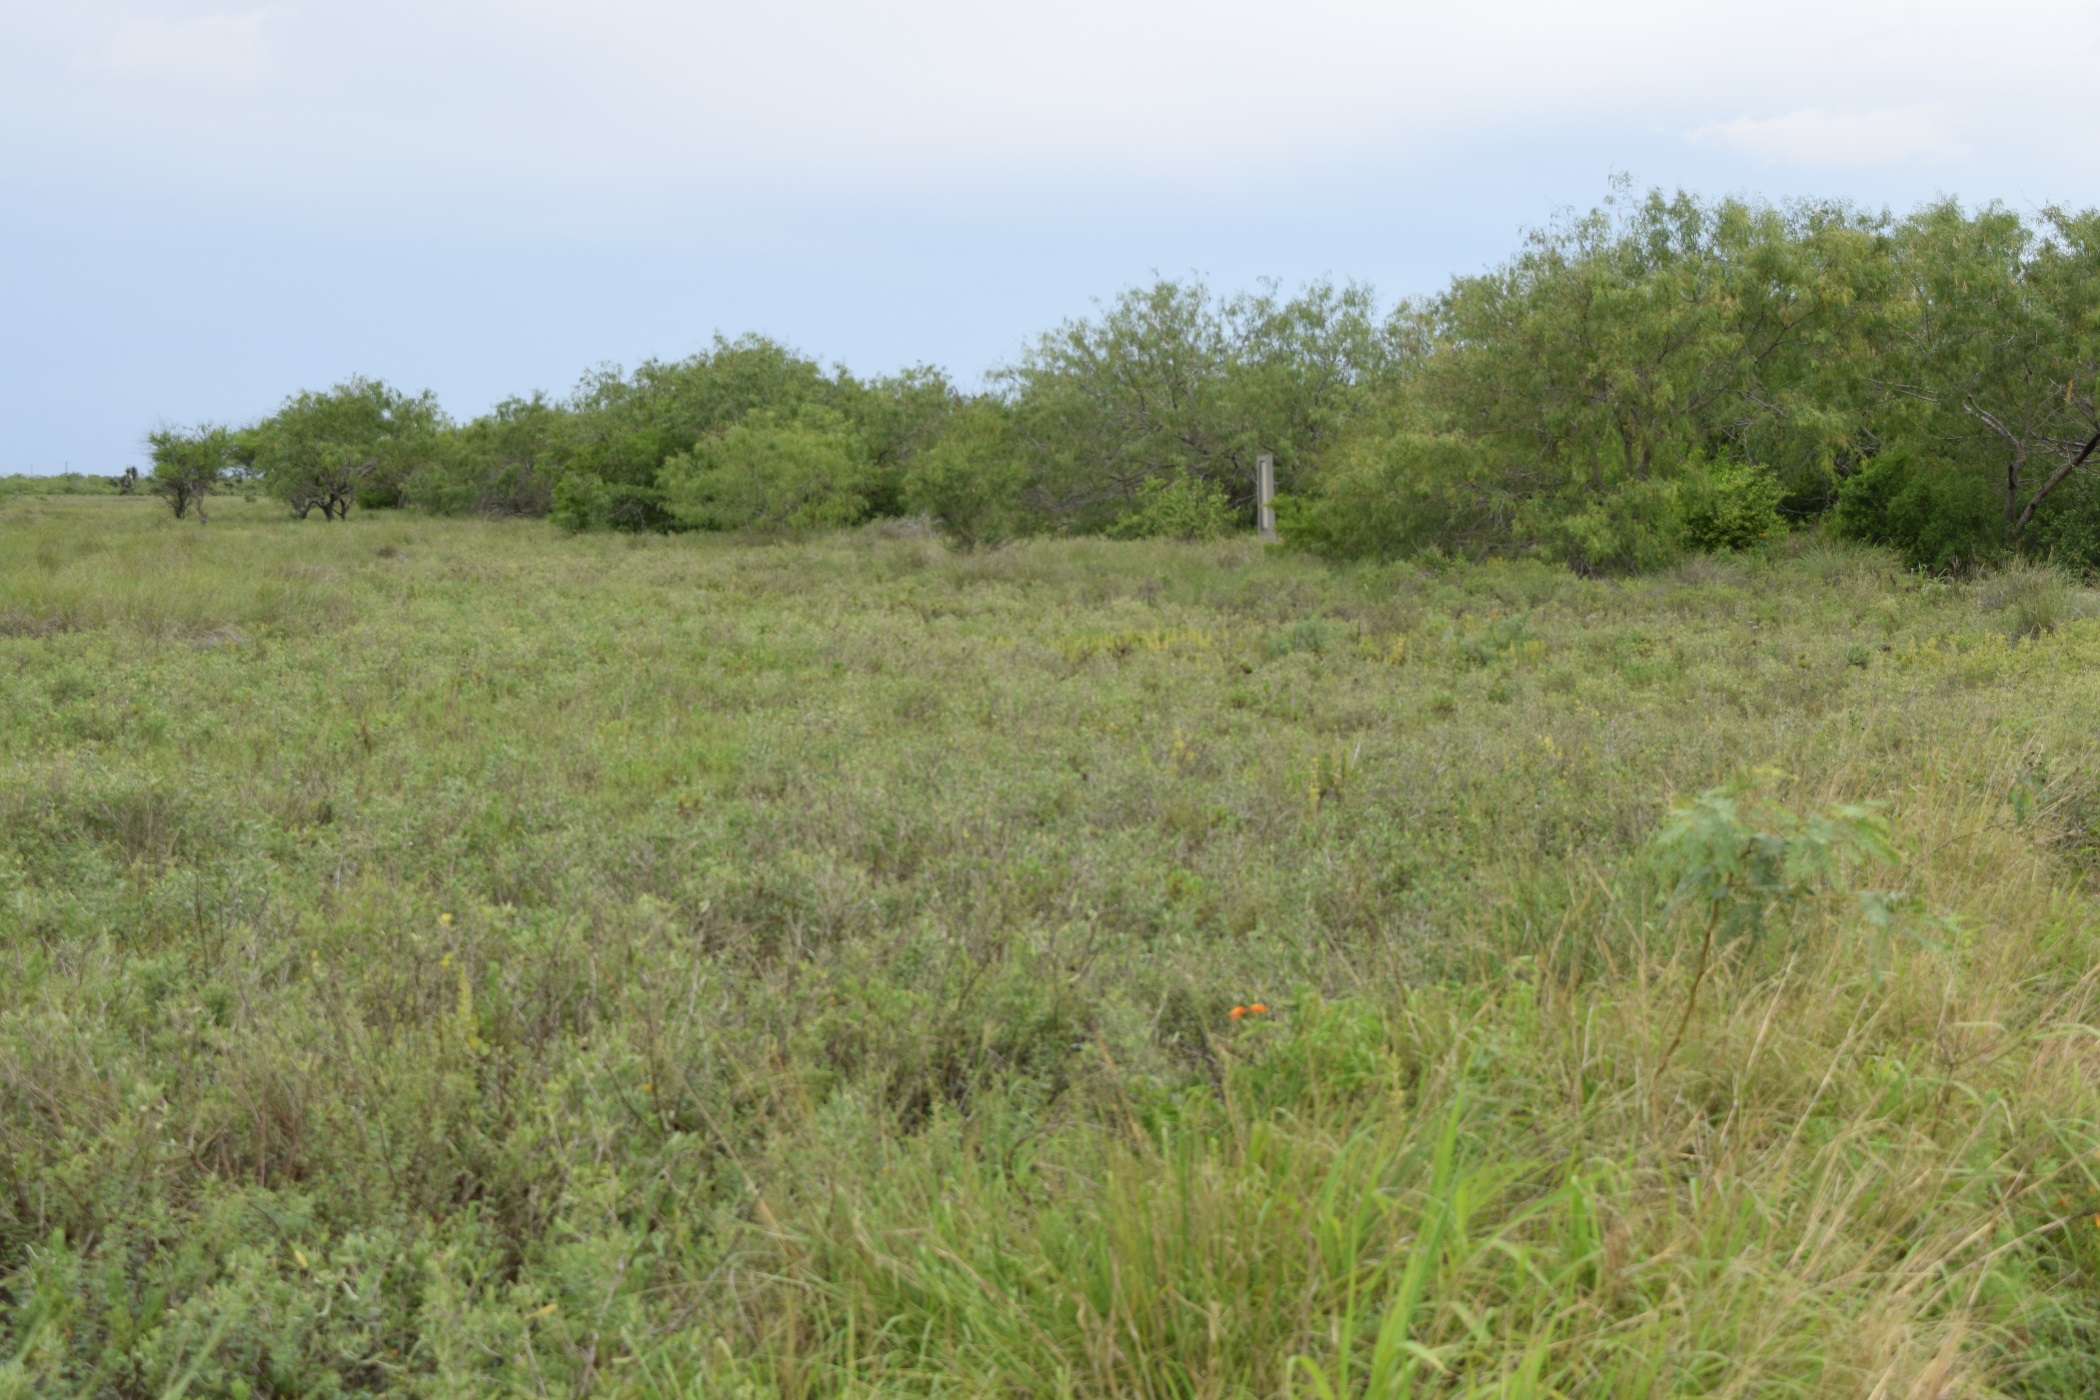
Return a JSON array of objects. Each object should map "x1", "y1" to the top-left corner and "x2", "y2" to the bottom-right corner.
[
  {"x1": 553, "y1": 335, "x2": 852, "y2": 531},
  {"x1": 146, "y1": 425, "x2": 235, "y2": 522},
  {"x1": 1426, "y1": 189, "x2": 1889, "y2": 481},
  {"x1": 1881, "y1": 202, "x2": 2100, "y2": 542},
  {"x1": 997, "y1": 277, "x2": 1385, "y2": 531},
  {"x1": 1415, "y1": 188, "x2": 1892, "y2": 570},
  {"x1": 243, "y1": 378, "x2": 444, "y2": 520}
]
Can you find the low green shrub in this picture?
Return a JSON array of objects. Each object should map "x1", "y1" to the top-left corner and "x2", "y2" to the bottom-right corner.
[
  {"x1": 659, "y1": 405, "x2": 873, "y2": 533},
  {"x1": 1534, "y1": 477, "x2": 1685, "y2": 576},
  {"x1": 2030, "y1": 471, "x2": 2100, "y2": 575},
  {"x1": 1109, "y1": 473, "x2": 1237, "y2": 541},
  {"x1": 902, "y1": 402, "x2": 1028, "y2": 548},
  {"x1": 1681, "y1": 459, "x2": 1786, "y2": 552},
  {"x1": 1274, "y1": 433, "x2": 1508, "y2": 560},
  {"x1": 1835, "y1": 451, "x2": 2006, "y2": 572},
  {"x1": 549, "y1": 471, "x2": 671, "y2": 532}
]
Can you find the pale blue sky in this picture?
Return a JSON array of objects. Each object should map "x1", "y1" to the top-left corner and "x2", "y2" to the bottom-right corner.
[{"x1": 5, "y1": 0, "x2": 2097, "y2": 473}]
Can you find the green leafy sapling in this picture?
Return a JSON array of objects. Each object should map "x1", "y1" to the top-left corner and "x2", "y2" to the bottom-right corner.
[{"x1": 1646, "y1": 776, "x2": 1899, "y2": 1094}]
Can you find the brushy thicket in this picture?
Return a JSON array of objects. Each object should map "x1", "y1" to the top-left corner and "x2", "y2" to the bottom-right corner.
[
  {"x1": 135, "y1": 185, "x2": 2100, "y2": 578},
  {"x1": 8, "y1": 496, "x2": 2100, "y2": 1395}
]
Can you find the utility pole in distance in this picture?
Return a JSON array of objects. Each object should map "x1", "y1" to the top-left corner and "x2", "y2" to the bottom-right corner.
[{"x1": 1257, "y1": 452, "x2": 1276, "y2": 543}]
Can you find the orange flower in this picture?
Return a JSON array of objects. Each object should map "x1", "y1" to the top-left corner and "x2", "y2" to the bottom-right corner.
[
  {"x1": 1249, "y1": 1003, "x2": 1268, "y2": 1015},
  {"x1": 1229, "y1": 1006, "x2": 1246, "y2": 1019}
]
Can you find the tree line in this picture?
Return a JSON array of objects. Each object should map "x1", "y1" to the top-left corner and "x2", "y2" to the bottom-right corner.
[{"x1": 145, "y1": 185, "x2": 2100, "y2": 573}]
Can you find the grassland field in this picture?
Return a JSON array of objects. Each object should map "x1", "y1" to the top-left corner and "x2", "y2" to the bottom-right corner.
[{"x1": 7, "y1": 495, "x2": 2100, "y2": 1396}]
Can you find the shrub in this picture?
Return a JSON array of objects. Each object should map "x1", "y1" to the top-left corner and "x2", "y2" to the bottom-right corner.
[
  {"x1": 550, "y1": 472, "x2": 671, "y2": 533},
  {"x1": 660, "y1": 406, "x2": 873, "y2": 533},
  {"x1": 2029, "y1": 472, "x2": 2100, "y2": 575},
  {"x1": 902, "y1": 402, "x2": 1028, "y2": 548},
  {"x1": 1279, "y1": 431, "x2": 1689, "y2": 572},
  {"x1": 1109, "y1": 473, "x2": 1238, "y2": 541},
  {"x1": 1275, "y1": 433, "x2": 1508, "y2": 560},
  {"x1": 1835, "y1": 451, "x2": 2005, "y2": 573},
  {"x1": 1535, "y1": 477, "x2": 1685, "y2": 576},
  {"x1": 411, "y1": 399, "x2": 568, "y2": 519},
  {"x1": 412, "y1": 453, "x2": 557, "y2": 519},
  {"x1": 1681, "y1": 459, "x2": 1786, "y2": 552}
]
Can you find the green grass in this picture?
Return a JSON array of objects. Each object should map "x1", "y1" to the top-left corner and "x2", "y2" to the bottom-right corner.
[{"x1": 7, "y1": 496, "x2": 2100, "y2": 1395}]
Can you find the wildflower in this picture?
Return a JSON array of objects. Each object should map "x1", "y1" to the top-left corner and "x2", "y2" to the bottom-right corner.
[
  {"x1": 1249, "y1": 1003, "x2": 1268, "y2": 1015},
  {"x1": 642, "y1": 1083, "x2": 653, "y2": 1093},
  {"x1": 439, "y1": 912, "x2": 453, "y2": 926},
  {"x1": 1229, "y1": 1006, "x2": 1246, "y2": 1020}
]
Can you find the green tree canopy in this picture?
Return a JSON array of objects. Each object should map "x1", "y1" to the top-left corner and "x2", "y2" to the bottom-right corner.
[
  {"x1": 997, "y1": 277, "x2": 1385, "y2": 531},
  {"x1": 1881, "y1": 202, "x2": 2100, "y2": 539},
  {"x1": 146, "y1": 424, "x2": 236, "y2": 523},
  {"x1": 414, "y1": 394, "x2": 572, "y2": 518},
  {"x1": 242, "y1": 378, "x2": 444, "y2": 520}
]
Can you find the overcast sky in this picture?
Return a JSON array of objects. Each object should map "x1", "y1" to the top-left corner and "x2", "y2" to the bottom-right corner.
[{"x1": 6, "y1": 0, "x2": 2099, "y2": 472}]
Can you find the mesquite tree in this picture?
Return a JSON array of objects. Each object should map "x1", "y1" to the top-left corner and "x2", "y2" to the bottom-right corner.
[
  {"x1": 146, "y1": 425, "x2": 235, "y2": 523},
  {"x1": 242, "y1": 378, "x2": 443, "y2": 520},
  {"x1": 1884, "y1": 202, "x2": 2100, "y2": 539}
]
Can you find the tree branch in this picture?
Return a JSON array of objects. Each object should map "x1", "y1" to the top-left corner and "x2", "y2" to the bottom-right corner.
[{"x1": 2015, "y1": 427, "x2": 2100, "y2": 534}]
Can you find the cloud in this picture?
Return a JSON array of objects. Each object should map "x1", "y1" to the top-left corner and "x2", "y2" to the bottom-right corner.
[
  {"x1": 5, "y1": 0, "x2": 2096, "y2": 218},
  {"x1": 1685, "y1": 105, "x2": 1966, "y2": 167},
  {"x1": 78, "y1": 9, "x2": 274, "y2": 87}
]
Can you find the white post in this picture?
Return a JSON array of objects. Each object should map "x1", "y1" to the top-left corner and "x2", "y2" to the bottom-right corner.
[{"x1": 1257, "y1": 452, "x2": 1276, "y2": 543}]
